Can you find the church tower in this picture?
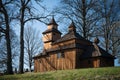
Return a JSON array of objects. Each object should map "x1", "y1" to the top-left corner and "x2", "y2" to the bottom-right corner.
[{"x1": 42, "y1": 17, "x2": 61, "y2": 50}]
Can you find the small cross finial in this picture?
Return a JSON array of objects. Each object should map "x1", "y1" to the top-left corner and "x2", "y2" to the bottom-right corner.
[{"x1": 47, "y1": 15, "x2": 58, "y2": 26}]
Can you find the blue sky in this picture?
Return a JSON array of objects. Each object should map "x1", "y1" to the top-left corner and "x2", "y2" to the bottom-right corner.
[
  {"x1": 31, "y1": 0, "x2": 61, "y2": 36},
  {"x1": 43, "y1": 0, "x2": 60, "y2": 10}
]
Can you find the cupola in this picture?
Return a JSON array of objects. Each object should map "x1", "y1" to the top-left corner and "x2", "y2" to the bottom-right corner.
[
  {"x1": 68, "y1": 21, "x2": 76, "y2": 33},
  {"x1": 47, "y1": 17, "x2": 58, "y2": 30}
]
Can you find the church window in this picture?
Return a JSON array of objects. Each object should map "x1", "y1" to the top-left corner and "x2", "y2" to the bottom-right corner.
[{"x1": 57, "y1": 52, "x2": 64, "y2": 58}]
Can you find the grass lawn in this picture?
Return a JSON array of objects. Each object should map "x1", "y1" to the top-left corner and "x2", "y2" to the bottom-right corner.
[{"x1": 0, "y1": 67, "x2": 120, "y2": 80}]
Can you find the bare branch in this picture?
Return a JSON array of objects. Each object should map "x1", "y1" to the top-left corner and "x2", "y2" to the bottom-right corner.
[{"x1": 0, "y1": 27, "x2": 6, "y2": 33}]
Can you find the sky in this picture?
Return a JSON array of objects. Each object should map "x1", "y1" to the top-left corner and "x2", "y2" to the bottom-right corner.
[{"x1": 32, "y1": 0, "x2": 61, "y2": 36}]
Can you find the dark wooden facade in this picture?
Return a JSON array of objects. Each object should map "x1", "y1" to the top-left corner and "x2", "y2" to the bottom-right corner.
[{"x1": 33, "y1": 18, "x2": 115, "y2": 72}]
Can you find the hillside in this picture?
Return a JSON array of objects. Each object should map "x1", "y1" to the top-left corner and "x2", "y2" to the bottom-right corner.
[{"x1": 0, "y1": 67, "x2": 120, "y2": 80}]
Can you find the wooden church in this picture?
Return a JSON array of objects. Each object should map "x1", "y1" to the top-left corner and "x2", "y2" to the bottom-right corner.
[{"x1": 33, "y1": 17, "x2": 115, "y2": 72}]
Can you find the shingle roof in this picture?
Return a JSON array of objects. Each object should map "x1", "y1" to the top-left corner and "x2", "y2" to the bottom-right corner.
[
  {"x1": 69, "y1": 21, "x2": 75, "y2": 28},
  {"x1": 53, "y1": 31, "x2": 90, "y2": 44},
  {"x1": 33, "y1": 50, "x2": 49, "y2": 58},
  {"x1": 68, "y1": 21, "x2": 76, "y2": 31},
  {"x1": 42, "y1": 28, "x2": 61, "y2": 34},
  {"x1": 80, "y1": 43, "x2": 115, "y2": 59}
]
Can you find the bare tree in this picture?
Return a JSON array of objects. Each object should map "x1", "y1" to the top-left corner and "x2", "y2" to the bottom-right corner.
[
  {"x1": 0, "y1": 29, "x2": 19, "y2": 73},
  {"x1": 111, "y1": 22, "x2": 120, "y2": 62},
  {"x1": 0, "y1": 39, "x2": 7, "y2": 72},
  {"x1": 94, "y1": 0, "x2": 120, "y2": 54},
  {"x1": 0, "y1": 16, "x2": 5, "y2": 39},
  {"x1": 16, "y1": 0, "x2": 48, "y2": 73},
  {"x1": 53, "y1": 0, "x2": 99, "y2": 39},
  {"x1": 24, "y1": 26, "x2": 43, "y2": 72},
  {"x1": 0, "y1": 0, "x2": 16, "y2": 74}
]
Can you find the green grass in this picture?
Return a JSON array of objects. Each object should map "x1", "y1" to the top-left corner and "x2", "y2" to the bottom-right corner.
[{"x1": 0, "y1": 67, "x2": 120, "y2": 80}]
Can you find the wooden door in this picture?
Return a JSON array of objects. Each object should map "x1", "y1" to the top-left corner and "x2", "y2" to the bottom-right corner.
[{"x1": 93, "y1": 58, "x2": 99, "y2": 68}]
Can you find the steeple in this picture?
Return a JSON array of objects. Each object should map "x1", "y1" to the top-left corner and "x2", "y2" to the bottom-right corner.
[
  {"x1": 68, "y1": 21, "x2": 76, "y2": 32},
  {"x1": 47, "y1": 16, "x2": 58, "y2": 26},
  {"x1": 47, "y1": 17, "x2": 58, "y2": 30}
]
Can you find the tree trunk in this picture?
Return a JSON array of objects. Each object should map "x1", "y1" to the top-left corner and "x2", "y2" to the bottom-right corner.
[
  {"x1": 5, "y1": 29, "x2": 13, "y2": 74},
  {"x1": 1, "y1": 0, "x2": 13, "y2": 74},
  {"x1": 19, "y1": 7, "x2": 25, "y2": 73},
  {"x1": 5, "y1": 12, "x2": 13, "y2": 74},
  {"x1": 19, "y1": 23, "x2": 24, "y2": 73},
  {"x1": 28, "y1": 50, "x2": 32, "y2": 72},
  {"x1": 82, "y1": 0, "x2": 87, "y2": 39},
  {"x1": 29, "y1": 60, "x2": 32, "y2": 72}
]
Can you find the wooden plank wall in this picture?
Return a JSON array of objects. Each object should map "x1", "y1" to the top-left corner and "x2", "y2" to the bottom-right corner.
[{"x1": 34, "y1": 49, "x2": 76, "y2": 72}]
